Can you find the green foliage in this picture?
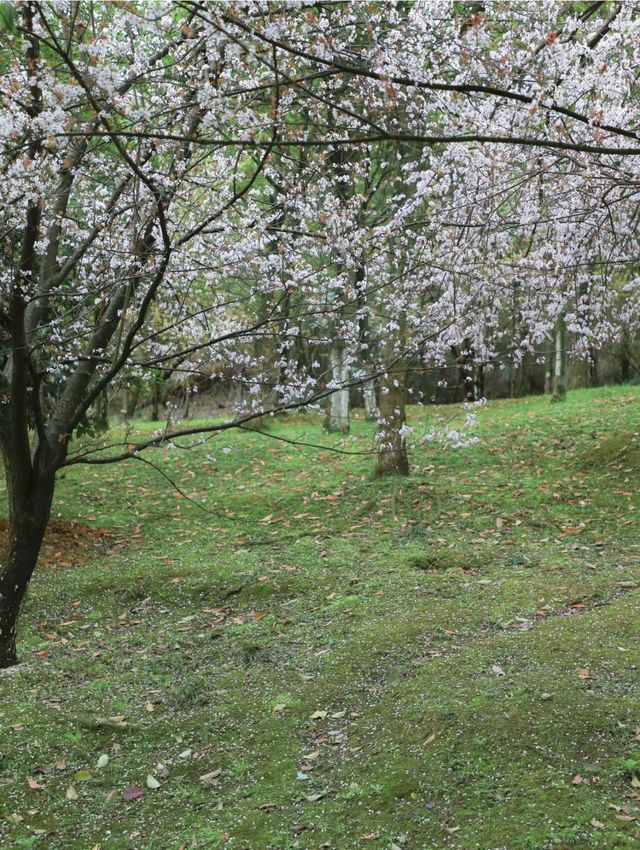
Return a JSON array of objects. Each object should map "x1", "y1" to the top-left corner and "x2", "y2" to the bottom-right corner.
[{"x1": 0, "y1": 2, "x2": 15, "y2": 33}]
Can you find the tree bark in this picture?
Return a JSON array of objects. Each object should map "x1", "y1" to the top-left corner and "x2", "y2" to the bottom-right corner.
[
  {"x1": 0, "y1": 470, "x2": 55, "y2": 668},
  {"x1": 324, "y1": 345, "x2": 350, "y2": 433},
  {"x1": 551, "y1": 315, "x2": 568, "y2": 403},
  {"x1": 376, "y1": 360, "x2": 409, "y2": 477},
  {"x1": 544, "y1": 346, "x2": 553, "y2": 395},
  {"x1": 363, "y1": 378, "x2": 379, "y2": 420}
]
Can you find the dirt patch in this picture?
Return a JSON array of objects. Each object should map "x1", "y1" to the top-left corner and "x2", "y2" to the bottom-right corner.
[{"x1": 0, "y1": 519, "x2": 127, "y2": 568}]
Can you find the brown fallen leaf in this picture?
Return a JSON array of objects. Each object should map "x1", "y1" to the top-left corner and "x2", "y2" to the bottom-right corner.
[
  {"x1": 27, "y1": 777, "x2": 44, "y2": 790},
  {"x1": 200, "y1": 769, "x2": 222, "y2": 786},
  {"x1": 578, "y1": 668, "x2": 592, "y2": 680}
]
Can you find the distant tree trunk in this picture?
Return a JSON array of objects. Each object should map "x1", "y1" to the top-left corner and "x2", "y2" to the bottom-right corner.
[
  {"x1": 620, "y1": 330, "x2": 632, "y2": 383},
  {"x1": 124, "y1": 384, "x2": 139, "y2": 419},
  {"x1": 94, "y1": 389, "x2": 109, "y2": 431},
  {"x1": 474, "y1": 362, "x2": 485, "y2": 401},
  {"x1": 588, "y1": 347, "x2": 599, "y2": 388},
  {"x1": 544, "y1": 345, "x2": 553, "y2": 395},
  {"x1": 324, "y1": 344, "x2": 350, "y2": 433},
  {"x1": 363, "y1": 378, "x2": 379, "y2": 420},
  {"x1": 150, "y1": 375, "x2": 161, "y2": 421},
  {"x1": 551, "y1": 315, "x2": 568, "y2": 402},
  {"x1": 453, "y1": 339, "x2": 476, "y2": 401},
  {"x1": 376, "y1": 359, "x2": 409, "y2": 477}
]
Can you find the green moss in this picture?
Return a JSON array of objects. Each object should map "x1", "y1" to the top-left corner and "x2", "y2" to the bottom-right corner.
[{"x1": 0, "y1": 388, "x2": 639, "y2": 848}]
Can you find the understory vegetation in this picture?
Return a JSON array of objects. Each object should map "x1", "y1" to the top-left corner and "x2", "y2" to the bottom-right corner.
[{"x1": 1, "y1": 386, "x2": 639, "y2": 850}]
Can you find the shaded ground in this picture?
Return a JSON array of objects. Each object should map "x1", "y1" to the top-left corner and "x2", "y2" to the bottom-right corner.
[
  {"x1": 0, "y1": 519, "x2": 128, "y2": 569},
  {"x1": 0, "y1": 386, "x2": 639, "y2": 850}
]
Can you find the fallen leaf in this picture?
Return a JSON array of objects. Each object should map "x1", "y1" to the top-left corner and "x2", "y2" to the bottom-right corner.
[
  {"x1": 65, "y1": 785, "x2": 78, "y2": 800},
  {"x1": 122, "y1": 786, "x2": 144, "y2": 801},
  {"x1": 310, "y1": 710, "x2": 327, "y2": 720},
  {"x1": 200, "y1": 769, "x2": 222, "y2": 786},
  {"x1": 491, "y1": 665, "x2": 505, "y2": 676},
  {"x1": 73, "y1": 770, "x2": 92, "y2": 782},
  {"x1": 578, "y1": 668, "x2": 592, "y2": 680},
  {"x1": 96, "y1": 754, "x2": 109, "y2": 768},
  {"x1": 572, "y1": 774, "x2": 584, "y2": 785},
  {"x1": 144, "y1": 702, "x2": 155, "y2": 713},
  {"x1": 27, "y1": 777, "x2": 43, "y2": 791},
  {"x1": 146, "y1": 774, "x2": 161, "y2": 789},
  {"x1": 272, "y1": 704, "x2": 286, "y2": 713},
  {"x1": 590, "y1": 818, "x2": 604, "y2": 829}
]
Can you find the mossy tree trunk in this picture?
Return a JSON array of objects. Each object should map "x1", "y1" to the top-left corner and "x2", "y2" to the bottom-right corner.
[
  {"x1": 376, "y1": 358, "x2": 409, "y2": 477},
  {"x1": 363, "y1": 378, "x2": 379, "y2": 420},
  {"x1": 324, "y1": 344, "x2": 350, "y2": 433},
  {"x1": 551, "y1": 315, "x2": 568, "y2": 403}
]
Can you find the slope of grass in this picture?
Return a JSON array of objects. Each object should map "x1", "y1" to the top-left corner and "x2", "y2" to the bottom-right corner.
[{"x1": 1, "y1": 387, "x2": 639, "y2": 850}]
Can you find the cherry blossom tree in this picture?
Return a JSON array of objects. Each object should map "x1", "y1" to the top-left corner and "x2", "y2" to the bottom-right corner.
[{"x1": 2, "y1": 0, "x2": 640, "y2": 667}]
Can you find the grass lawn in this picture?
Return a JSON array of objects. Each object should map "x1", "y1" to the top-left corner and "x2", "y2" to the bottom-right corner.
[{"x1": 1, "y1": 386, "x2": 639, "y2": 850}]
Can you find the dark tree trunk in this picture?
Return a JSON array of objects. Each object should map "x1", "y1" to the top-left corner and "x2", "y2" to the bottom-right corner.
[
  {"x1": 94, "y1": 389, "x2": 109, "y2": 431},
  {"x1": 0, "y1": 473, "x2": 55, "y2": 668},
  {"x1": 544, "y1": 346, "x2": 553, "y2": 395},
  {"x1": 151, "y1": 378, "x2": 160, "y2": 421},
  {"x1": 588, "y1": 347, "x2": 599, "y2": 388},
  {"x1": 125, "y1": 385, "x2": 139, "y2": 419},
  {"x1": 376, "y1": 360, "x2": 409, "y2": 477},
  {"x1": 474, "y1": 363, "x2": 485, "y2": 401}
]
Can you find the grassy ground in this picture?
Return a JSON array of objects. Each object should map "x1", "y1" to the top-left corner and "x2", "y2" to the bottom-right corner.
[{"x1": 1, "y1": 386, "x2": 640, "y2": 850}]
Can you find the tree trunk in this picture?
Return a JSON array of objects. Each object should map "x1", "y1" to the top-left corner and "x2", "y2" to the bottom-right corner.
[
  {"x1": 363, "y1": 378, "x2": 379, "y2": 420},
  {"x1": 620, "y1": 329, "x2": 632, "y2": 383},
  {"x1": 551, "y1": 315, "x2": 568, "y2": 403},
  {"x1": 376, "y1": 360, "x2": 409, "y2": 477},
  {"x1": 588, "y1": 347, "x2": 599, "y2": 388},
  {"x1": 0, "y1": 474, "x2": 55, "y2": 668},
  {"x1": 324, "y1": 345, "x2": 350, "y2": 433},
  {"x1": 544, "y1": 346, "x2": 553, "y2": 395},
  {"x1": 453, "y1": 340, "x2": 476, "y2": 401},
  {"x1": 124, "y1": 384, "x2": 139, "y2": 419},
  {"x1": 474, "y1": 363, "x2": 485, "y2": 401},
  {"x1": 151, "y1": 377, "x2": 160, "y2": 421},
  {"x1": 94, "y1": 388, "x2": 109, "y2": 431}
]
